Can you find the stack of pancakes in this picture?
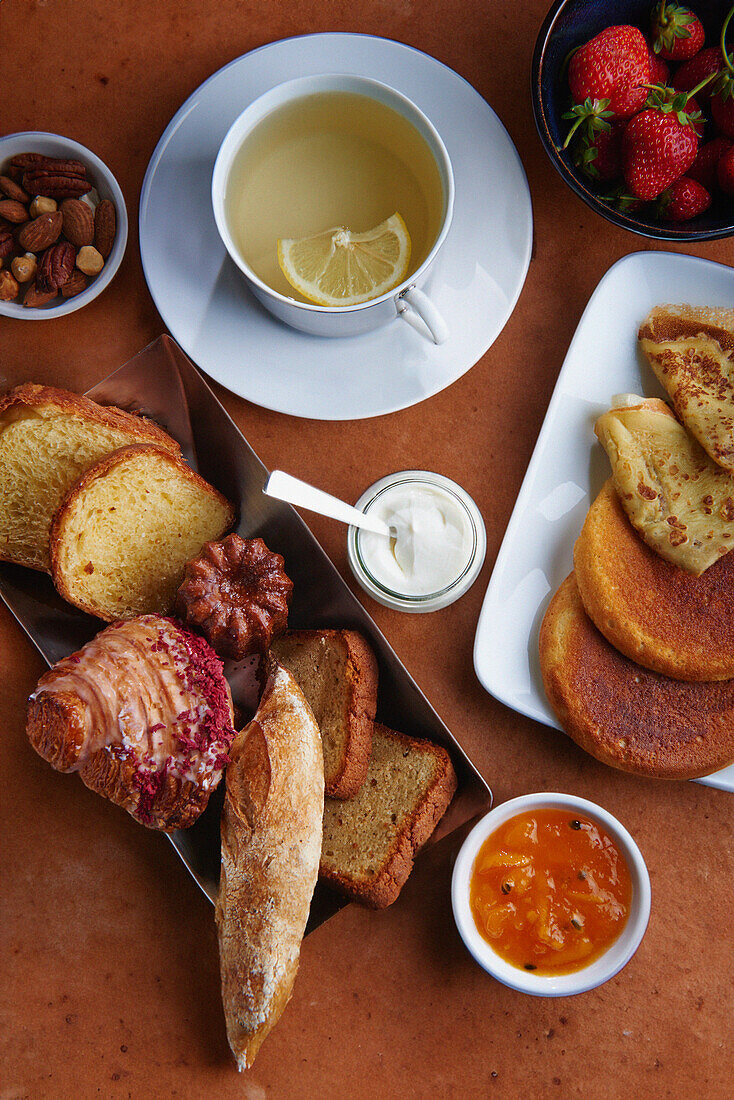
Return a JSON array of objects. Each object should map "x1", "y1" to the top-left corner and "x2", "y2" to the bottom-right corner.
[{"x1": 540, "y1": 305, "x2": 734, "y2": 780}]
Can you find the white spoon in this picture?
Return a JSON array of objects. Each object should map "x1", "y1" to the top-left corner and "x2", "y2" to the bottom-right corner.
[{"x1": 264, "y1": 470, "x2": 392, "y2": 537}]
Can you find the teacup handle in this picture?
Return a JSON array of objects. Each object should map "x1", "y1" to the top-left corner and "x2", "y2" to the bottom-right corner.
[{"x1": 397, "y1": 286, "x2": 449, "y2": 345}]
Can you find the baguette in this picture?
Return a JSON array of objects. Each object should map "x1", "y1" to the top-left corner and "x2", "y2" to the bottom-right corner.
[{"x1": 216, "y1": 663, "x2": 324, "y2": 1070}]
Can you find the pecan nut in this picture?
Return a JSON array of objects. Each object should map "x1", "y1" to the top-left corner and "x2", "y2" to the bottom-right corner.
[
  {"x1": 11, "y1": 153, "x2": 87, "y2": 176},
  {"x1": 0, "y1": 226, "x2": 14, "y2": 260},
  {"x1": 18, "y1": 211, "x2": 63, "y2": 252},
  {"x1": 61, "y1": 198, "x2": 94, "y2": 247},
  {"x1": 37, "y1": 242, "x2": 76, "y2": 292},
  {"x1": 22, "y1": 172, "x2": 92, "y2": 200},
  {"x1": 93, "y1": 199, "x2": 116, "y2": 259}
]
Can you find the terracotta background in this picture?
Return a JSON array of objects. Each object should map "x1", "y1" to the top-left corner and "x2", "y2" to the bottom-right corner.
[{"x1": 2, "y1": 1, "x2": 733, "y2": 1096}]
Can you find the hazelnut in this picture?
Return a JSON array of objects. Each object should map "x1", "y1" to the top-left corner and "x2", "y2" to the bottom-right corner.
[
  {"x1": 0, "y1": 269, "x2": 19, "y2": 301},
  {"x1": 29, "y1": 195, "x2": 58, "y2": 217},
  {"x1": 11, "y1": 253, "x2": 37, "y2": 283},
  {"x1": 76, "y1": 245, "x2": 104, "y2": 276}
]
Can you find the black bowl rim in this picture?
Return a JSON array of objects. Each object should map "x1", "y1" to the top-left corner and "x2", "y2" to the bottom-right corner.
[{"x1": 531, "y1": 0, "x2": 734, "y2": 242}]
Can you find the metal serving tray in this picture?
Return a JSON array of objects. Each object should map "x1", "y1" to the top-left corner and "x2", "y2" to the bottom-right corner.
[{"x1": 0, "y1": 336, "x2": 492, "y2": 929}]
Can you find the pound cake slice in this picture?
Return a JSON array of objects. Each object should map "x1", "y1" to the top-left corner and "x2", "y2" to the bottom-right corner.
[
  {"x1": 0, "y1": 383, "x2": 180, "y2": 571},
  {"x1": 271, "y1": 629, "x2": 378, "y2": 798},
  {"x1": 50, "y1": 444, "x2": 235, "y2": 621},
  {"x1": 320, "y1": 723, "x2": 457, "y2": 908}
]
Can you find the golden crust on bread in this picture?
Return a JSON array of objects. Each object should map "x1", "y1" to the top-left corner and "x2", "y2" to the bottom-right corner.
[
  {"x1": 574, "y1": 480, "x2": 734, "y2": 681},
  {"x1": 595, "y1": 397, "x2": 734, "y2": 575},
  {"x1": 319, "y1": 723, "x2": 457, "y2": 908},
  {"x1": 50, "y1": 443, "x2": 235, "y2": 621},
  {"x1": 216, "y1": 664, "x2": 323, "y2": 1070},
  {"x1": 639, "y1": 305, "x2": 734, "y2": 472},
  {"x1": 271, "y1": 629, "x2": 378, "y2": 799},
  {"x1": 0, "y1": 383, "x2": 180, "y2": 571},
  {"x1": 539, "y1": 574, "x2": 734, "y2": 779}
]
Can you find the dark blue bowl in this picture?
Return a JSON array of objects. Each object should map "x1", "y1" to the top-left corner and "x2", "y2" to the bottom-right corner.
[{"x1": 532, "y1": 0, "x2": 734, "y2": 240}]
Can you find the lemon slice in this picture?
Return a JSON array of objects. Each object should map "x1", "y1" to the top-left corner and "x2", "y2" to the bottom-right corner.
[{"x1": 277, "y1": 213, "x2": 411, "y2": 307}]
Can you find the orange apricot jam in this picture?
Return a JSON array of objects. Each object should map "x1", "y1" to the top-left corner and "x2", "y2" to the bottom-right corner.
[{"x1": 469, "y1": 808, "x2": 632, "y2": 975}]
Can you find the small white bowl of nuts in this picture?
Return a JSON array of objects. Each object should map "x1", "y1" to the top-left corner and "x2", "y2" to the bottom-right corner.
[{"x1": 0, "y1": 132, "x2": 127, "y2": 319}]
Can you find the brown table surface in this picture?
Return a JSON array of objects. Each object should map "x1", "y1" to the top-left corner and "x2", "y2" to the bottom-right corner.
[{"x1": 2, "y1": 1, "x2": 732, "y2": 1096}]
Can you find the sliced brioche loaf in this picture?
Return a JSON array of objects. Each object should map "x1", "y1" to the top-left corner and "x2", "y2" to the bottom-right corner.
[
  {"x1": 271, "y1": 629, "x2": 378, "y2": 798},
  {"x1": 319, "y1": 723, "x2": 457, "y2": 908},
  {"x1": 0, "y1": 384, "x2": 180, "y2": 571},
  {"x1": 50, "y1": 444, "x2": 235, "y2": 621}
]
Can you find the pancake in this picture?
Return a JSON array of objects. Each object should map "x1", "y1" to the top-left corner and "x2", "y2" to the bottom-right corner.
[
  {"x1": 574, "y1": 480, "x2": 734, "y2": 682},
  {"x1": 639, "y1": 304, "x2": 734, "y2": 473},
  {"x1": 539, "y1": 573, "x2": 734, "y2": 779}
]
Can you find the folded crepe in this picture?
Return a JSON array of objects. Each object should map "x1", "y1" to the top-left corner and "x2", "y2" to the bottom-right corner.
[
  {"x1": 595, "y1": 396, "x2": 734, "y2": 575},
  {"x1": 639, "y1": 304, "x2": 734, "y2": 473}
]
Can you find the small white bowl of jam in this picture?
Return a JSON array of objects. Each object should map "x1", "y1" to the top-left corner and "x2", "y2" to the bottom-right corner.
[{"x1": 452, "y1": 793, "x2": 651, "y2": 997}]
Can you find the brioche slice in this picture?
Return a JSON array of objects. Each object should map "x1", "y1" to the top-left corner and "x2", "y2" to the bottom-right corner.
[
  {"x1": 50, "y1": 444, "x2": 235, "y2": 621},
  {"x1": 0, "y1": 383, "x2": 180, "y2": 571},
  {"x1": 319, "y1": 723, "x2": 457, "y2": 908},
  {"x1": 270, "y1": 629, "x2": 378, "y2": 798}
]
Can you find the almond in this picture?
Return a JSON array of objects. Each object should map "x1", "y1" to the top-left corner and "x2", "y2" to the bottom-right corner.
[
  {"x1": 0, "y1": 199, "x2": 29, "y2": 224},
  {"x1": 0, "y1": 175, "x2": 29, "y2": 204},
  {"x1": 23, "y1": 280, "x2": 57, "y2": 308},
  {"x1": 37, "y1": 242, "x2": 76, "y2": 292},
  {"x1": 61, "y1": 198, "x2": 94, "y2": 247},
  {"x1": 93, "y1": 199, "x2": 116, "y2": 259},
  {"x1": 18, "y1": 211, "x2": 63, "y2": 252},
  {"x1": 60, "y1": 269, "x2": 87, "y2": 298}
]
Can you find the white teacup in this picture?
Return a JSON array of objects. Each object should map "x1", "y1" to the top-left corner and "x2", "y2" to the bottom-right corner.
[{"x1": 212, "y1": 74, "x2": 454, "y2": 343}]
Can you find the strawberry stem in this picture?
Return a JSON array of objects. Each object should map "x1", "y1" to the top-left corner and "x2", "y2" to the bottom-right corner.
[{"x1": 722, "y1": 4, "x2": 734, "y2": 76}]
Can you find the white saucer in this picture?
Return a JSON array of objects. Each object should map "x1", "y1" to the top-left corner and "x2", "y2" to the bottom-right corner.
[{"x1": 139, "y1": 33, "x2": 533, "y2": 420}]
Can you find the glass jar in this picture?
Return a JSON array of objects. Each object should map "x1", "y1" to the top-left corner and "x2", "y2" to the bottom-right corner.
[{"x1": 347, "y1": 470, "x2": 486, "y2": 613}]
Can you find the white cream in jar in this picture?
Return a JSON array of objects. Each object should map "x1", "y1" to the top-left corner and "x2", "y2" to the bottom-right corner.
[{"x1": 348, "y1": 472, "x2": 486, "y2": 612}]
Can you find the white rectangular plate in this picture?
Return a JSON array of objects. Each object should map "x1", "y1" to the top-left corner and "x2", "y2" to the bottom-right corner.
[{"x1": 474, "y1": 250, "x2": 734, "y2": 792}]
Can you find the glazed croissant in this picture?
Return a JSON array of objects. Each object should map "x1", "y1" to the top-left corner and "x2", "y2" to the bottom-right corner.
[{"x1": 26, "y1": 615, "x2": 236, "y2": 830}]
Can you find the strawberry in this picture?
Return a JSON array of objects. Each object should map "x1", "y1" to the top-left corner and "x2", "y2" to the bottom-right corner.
[
  {"x1": 658, "y1": 176, "x2": 712, "y2": 219},
  {"x1": 672, "y1": 47, "x2": 724, "y2": 104},
  {"x1": 651, "y1": 2, "x2": 705, "y2": 61},
  {"x1": 717, "y1": 144, "x2": 734, "y2": 194},
  {"x1": 569, "y1": 25, "x2": 651, "y2": 119},
  {"x1": 648, "y1": 48, "x2": 670, "y2": 86},
  {"x1": 687, "y1": 136, "x2": 733, "y2": 187},
  {"x1": 622, "y1": 94, "x2": 700, "y2": 199},
  {"x1": 574, "y1": 121, "x2": 625, "y2": 180}
]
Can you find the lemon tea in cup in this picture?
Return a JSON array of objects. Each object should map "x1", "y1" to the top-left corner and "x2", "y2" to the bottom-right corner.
[{"x1": 224, "y1": 89, "x2": 445, "y2": 305}]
